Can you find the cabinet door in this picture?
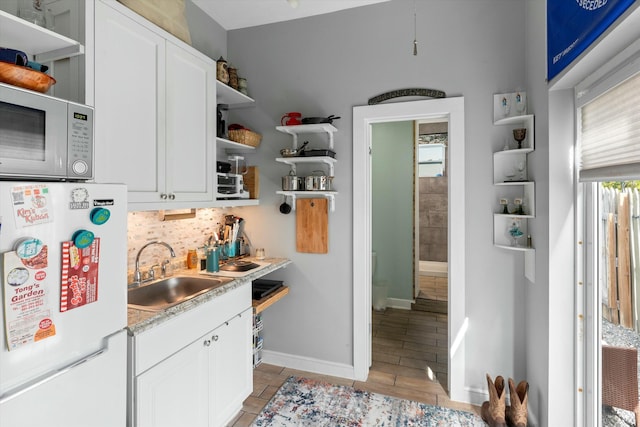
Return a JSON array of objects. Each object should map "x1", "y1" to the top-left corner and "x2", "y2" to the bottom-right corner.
[
  {"x1": 94, "y1": 1, "x2": 166, "y2": 202},
  {"x1": 136, "y1": 335, "x2": 210, "y2": 427},
  {"x1": 164, "y1": 42, "x2": 215, "y2": 203},
  {"x1": 210, "y1": 308, "x2": 253, "y2": 427}
]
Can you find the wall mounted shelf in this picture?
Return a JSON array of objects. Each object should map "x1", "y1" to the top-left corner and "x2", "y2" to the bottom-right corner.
[
  {"x1": 0, "y1": 10, "x2": 84, "y2": 62},
  {"x1": 276, "y1": 123, "x2": 338, "y2": 211},
  {"x1": 492, "y1": 109, "x2": 535, "y2": 282},
  {"x1": 216, "y1": 137, "x2": 256, "y2": 152},
  {"x1": 276, "y1": 190, "x2": 337, "y2": 212},
  {"x1": 276, "y1": 123, "x2": 337, "y2": 149},
  {"x1": 216, "y1": 80, "x2": 254, "y2": 108},
  {"x1": 275, "y1": 156, "x2": 336, "y2": 176}
]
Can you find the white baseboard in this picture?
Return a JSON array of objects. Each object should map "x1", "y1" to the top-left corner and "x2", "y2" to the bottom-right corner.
[
  {"x1": 262, "y1": 350, "x2": 356, "y2": 380},
  {"x1": 385, "y1": 298, "x2": 413, "y2": 310}
]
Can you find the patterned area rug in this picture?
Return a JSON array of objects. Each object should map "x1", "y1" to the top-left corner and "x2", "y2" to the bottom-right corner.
[{"x1": 252, "y1": 376, "x2": 486, "y2": 427}]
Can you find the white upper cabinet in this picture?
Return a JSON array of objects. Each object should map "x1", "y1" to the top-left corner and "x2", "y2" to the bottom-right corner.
[{"x1": 93, "y1": 0, "x2": 214, "y2": 209}]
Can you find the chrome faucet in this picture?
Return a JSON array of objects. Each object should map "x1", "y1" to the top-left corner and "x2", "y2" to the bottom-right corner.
[{"x1": 133, "y1": 241, "x2": 176, "y2": 285}]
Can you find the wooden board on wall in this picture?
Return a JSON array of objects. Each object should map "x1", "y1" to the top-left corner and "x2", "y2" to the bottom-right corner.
[
  {"x1": 296, "y1": 198, "x2": 328, "y2": 253},
  {"x1": 244, "y1": 166, "x2": 259, "y2": 199}
]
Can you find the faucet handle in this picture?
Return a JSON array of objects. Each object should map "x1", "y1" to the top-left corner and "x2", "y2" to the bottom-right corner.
[
  {"x1": 148, "y1": 264, "x2": 159, "y2": 281},
  {"x1": 161, "y1": 259, "x2": 171, "y2": 277}
]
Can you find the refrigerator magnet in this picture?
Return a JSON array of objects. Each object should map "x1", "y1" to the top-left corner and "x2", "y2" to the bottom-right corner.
[
  {"x1": 72, "y1": 230, "x2": 94, "y2": 249},
  {"x1": 90, "y1": 207, "x2": 110, "y2": 225}
]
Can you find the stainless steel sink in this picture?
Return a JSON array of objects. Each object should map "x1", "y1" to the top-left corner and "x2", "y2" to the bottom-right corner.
[{"x1": 128, "y1": 275, "x2": 232, "y2": 311}]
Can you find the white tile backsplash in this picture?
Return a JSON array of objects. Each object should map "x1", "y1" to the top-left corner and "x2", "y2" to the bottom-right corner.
[{"x1": 127, "y1": 208, "x2": 232, "y2": 280}]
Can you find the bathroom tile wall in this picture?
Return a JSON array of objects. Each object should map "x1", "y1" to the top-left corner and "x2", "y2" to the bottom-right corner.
[{"x1": 419, "y1": 176, "x2": 448, "y2": 262}]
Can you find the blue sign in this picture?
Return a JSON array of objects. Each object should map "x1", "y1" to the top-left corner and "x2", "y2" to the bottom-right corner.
[{"x1": 547, "y1": 0, "x2": 636, "y2": 81}]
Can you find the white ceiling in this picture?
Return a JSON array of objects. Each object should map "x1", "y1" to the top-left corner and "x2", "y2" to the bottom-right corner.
[{"x1": 191, "y1": 0, "x2": 391, "y2": 30}]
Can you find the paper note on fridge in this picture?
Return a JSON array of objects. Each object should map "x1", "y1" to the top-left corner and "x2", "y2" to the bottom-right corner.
[
  {"x1": 3, "y1": 250, "x2": 56, "y2": 351},
  {"x1": 60, "y1": 238, "x2": 101, "y2": 312},
  {"x1": 10, "y1": 184, "x2": 53, "y2": 227}
]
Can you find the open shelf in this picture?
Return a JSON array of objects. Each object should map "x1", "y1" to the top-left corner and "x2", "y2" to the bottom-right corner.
[
  {"x1": 216, "y1": 80, "x2": 254, "y2": 108},
  {"x1": 276, "y1": 123, "x2": 337, "y2": 149},
  {"x1": 276, "y1": 190, "x2": 337, "y2": 212},
  {"x1": 276, "y1": 156, "x2": 336, "y2": 175},
  {"x1": 252, "y1": 286, "x2": 289, "y2": 314},
  {"x1": 0, "y1": 10, "x2": 84, "y2": 62},
  {"x1": 216, "y1": 137, "x2": 256, "y2": 151}
]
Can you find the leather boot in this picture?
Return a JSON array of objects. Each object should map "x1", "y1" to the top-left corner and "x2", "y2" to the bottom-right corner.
[
  {"x1": 481, "y1": 374, "x2": 507, "y2": 427},
  {"x1": 505, "y1": 378, "x2": 529, "y2": 427}
]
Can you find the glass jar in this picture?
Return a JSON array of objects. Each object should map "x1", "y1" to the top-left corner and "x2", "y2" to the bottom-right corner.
[{"x1": 187, "y1": 249, "x2": 198, "y2": 269}]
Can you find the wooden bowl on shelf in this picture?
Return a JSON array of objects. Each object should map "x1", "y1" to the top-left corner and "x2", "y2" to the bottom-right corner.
[{"x1": 0, "y1": 62, "x2": 56, "y2": 93}]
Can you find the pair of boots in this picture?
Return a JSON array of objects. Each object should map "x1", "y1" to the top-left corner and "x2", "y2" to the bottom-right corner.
[{"x1": 480, "y1": 374, "x2": 529, "y2": 427}]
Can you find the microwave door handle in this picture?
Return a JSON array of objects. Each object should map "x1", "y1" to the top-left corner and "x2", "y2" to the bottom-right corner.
[{"x1": 0, "y1": 346, "x2": 106, "y2": 404}]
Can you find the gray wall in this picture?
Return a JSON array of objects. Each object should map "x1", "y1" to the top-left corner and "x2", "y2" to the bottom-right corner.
[{"x1": 215, "y1": 0, "x2": 528, "y2": 395}]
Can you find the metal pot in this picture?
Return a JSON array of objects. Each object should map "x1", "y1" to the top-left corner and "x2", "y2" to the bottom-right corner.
[
  {"x1": 305, "y1": 171, "x2": 333, "y2": 191},
  {"x1": 282, "y1": 172, "x2": 303, "y2": 191}
]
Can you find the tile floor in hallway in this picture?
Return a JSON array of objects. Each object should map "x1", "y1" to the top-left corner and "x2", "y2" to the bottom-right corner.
[
  {"x1": 418, "y1": 275, "x2": 448, "y2": 301},
  {"x1": 228, "y1": 306, "x2": 481, "y2": 427}
]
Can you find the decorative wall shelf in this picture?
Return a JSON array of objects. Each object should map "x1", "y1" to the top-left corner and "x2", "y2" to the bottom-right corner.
[{"x1": 492, "y1": 108, "x2": 536, "y2": 282}]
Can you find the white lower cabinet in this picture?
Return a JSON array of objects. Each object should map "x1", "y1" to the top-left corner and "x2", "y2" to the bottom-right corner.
[
  {"x1": 211, "y1": 308, "x2": 253, "y2": 427},
  {"x1": 128, "y1": 284, "x2": 253, "y2": 427},
  {"x1": 136, "y1": 335, "x2": 210, "y2": 427}
]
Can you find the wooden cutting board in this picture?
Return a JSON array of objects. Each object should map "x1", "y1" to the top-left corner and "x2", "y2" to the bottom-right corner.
[{"x1": 296, "y1": 198, "x2": 328, "y2": 253}]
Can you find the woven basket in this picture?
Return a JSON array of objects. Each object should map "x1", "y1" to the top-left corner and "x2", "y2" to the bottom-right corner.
[{"x1": 228, "y1": 129, "x2": 262, "y2": 148}]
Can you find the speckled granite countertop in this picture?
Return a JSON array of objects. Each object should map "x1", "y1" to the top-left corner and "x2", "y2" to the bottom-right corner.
[{"x1": 127, "y1": 257, "x2": 291, "y2": 335}]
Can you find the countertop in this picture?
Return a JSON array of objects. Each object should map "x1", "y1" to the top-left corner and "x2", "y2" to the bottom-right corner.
[{"x1": 127, "y1": 257, "x2": 291, "y2": 335}]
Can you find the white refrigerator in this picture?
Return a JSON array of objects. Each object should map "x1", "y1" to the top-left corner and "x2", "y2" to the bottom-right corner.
[{"x1": 0, "y1": 182, "x2": 127, "y2": 427}]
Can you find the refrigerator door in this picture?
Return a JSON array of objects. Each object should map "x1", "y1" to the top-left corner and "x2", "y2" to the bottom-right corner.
[
  {"x1": 0, "y1": 183, "x2": 127, "y2": 402},
  {"x1": 1, "y1": 330, "x2": 127, "y2": 427}
]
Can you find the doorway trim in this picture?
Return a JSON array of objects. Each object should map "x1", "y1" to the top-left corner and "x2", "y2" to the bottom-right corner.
[{"x1": 352, "y1": 97, "x2": 466, "y2": 401}]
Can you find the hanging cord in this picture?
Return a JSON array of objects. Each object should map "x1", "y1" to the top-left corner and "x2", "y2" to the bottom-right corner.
[{"x1": 413, "y1": 0, "x2": 418, "y2": 56}]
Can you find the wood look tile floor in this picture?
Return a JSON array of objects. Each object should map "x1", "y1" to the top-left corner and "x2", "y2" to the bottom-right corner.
[
  {"x1": 418, "y1": 275, "x2": 448, "y2": 301},
  {"x1": 228, "y1": 307, "x2": 481, "y2": 427}
]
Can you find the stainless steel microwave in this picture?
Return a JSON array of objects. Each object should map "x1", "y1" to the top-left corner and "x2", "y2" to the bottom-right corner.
[{"x1": 0, "y1": 83, "x2": 94, "y2": 181}]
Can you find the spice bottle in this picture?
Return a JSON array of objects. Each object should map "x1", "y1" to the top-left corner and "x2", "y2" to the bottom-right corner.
[{"x1": 187, "y1": 249, "x2": 198, "y2": 269}]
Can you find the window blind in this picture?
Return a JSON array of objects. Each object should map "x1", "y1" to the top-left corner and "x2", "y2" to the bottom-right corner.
[{"x1": 579, "y1": 70, "x2": 640, "y2": 181}]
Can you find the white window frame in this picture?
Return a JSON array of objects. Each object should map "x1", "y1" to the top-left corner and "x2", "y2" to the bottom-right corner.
[{"x1": 575, "y1": 39, "x2": 640, "y2": 427}]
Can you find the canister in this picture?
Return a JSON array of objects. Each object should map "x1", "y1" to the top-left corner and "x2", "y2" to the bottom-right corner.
[{"x1": 206, "y1": 247, "x2": 220, "y2": 273}]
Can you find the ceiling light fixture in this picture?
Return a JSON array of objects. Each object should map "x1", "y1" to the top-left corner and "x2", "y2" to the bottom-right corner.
[
  {"x1": 413, "y1": 0, "x2": 418, "y2": 56},
  {"x1": 287, "y1": 0, "x2": 299, "y2": 8}
]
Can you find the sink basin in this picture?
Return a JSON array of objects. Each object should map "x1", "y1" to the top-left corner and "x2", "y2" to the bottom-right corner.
[{"x1": 128, "y1": 275, "x2": 232, "y2": 311}]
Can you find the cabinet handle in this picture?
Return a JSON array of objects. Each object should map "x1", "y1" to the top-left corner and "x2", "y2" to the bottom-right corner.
[
  {"x1": 160, "y1": 193, "x2": 168, "y2": 200},
  {"x1": 203, "y1": 339, "x2": 211, "y2": 347},
  {"x1": 169, "y1": 193, "x2": 176, "y2": 200},
  {"x1": 211, "y1": 335, "x2": 219, "y2": 342}
]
